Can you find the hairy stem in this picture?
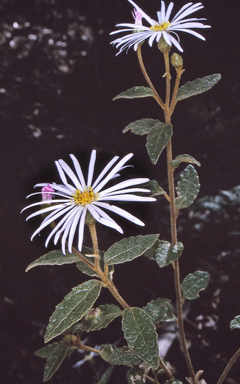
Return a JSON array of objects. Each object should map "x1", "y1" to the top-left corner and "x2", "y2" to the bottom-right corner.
[{"x1": 216, "y1": 348, "x2": 240, "y2": 384}]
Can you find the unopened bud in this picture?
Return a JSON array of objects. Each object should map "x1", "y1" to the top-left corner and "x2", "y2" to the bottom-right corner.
[
  {"x1": 85, "y1": 211, "x2": 96, "y2": 226},
  {"x1": 171, "y1": 53, "x2": 183, "y2": 69},
  {"x1": 41, "y1": 184, "x2": 54, "y2": 201},
  {"x1": 157, "y1": 36, "x2": 171, "y2": 53}
]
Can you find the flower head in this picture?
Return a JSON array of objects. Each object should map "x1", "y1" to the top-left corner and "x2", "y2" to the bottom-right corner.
[
  {"x1": 22, "y1": 151, "x2": 155, "y2": 254},
  {"x1": 111, "y1": 0, "x2": 210, "y2": 54}
]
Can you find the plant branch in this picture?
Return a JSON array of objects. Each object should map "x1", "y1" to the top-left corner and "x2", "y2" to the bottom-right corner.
[{"x1": 216, "y1": 347, "x2": 240, "y2": 384}]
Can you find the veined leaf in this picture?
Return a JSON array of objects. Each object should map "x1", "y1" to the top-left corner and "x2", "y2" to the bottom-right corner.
[
  {"x1": 104, "y1": 234, "x2": 159, "y2": 265},
  {"x1": 146, "y1": 122, "x2": 173, "y2": 165},
  {"x1": 113, "y1": 86, "x2": 155, "y2": 100},
  {"x1": 123, "y1": 118, "x2": 159, "y2": 135},
  {"x1": 80, "y1": 304, "x2": 122, "y2": 331},
  {"x1": 143, "y1": 298, "x2": 175, "y2": 323},
  {"x1": 147, "y1": 180, "x2": 166, "y2": 196},
  {"x1": 126, "y1": 367, "x2": 146, "y2": 384},
  {"x1": 100, "y1": 345, "x2": 142, "y2": 365},
  {"x1": 25, "y1": 250, "x2": 80, "y2": 272},
  {"x1": 230, "y1": 315, "x2": 240, "y2": 331},
  {"x1": 155, "y1": 241, "x2": 184, "y2": 268},
  {"x1": 44, "y1": 280, "x2": 102, "y2": 343},
  {"x1": 181, "y1": 271, "x2": 210, "y2": 300},
  {"x1": 122, "y1": 307, "x2": 159, "y2": 370},
  {"x1": 176, "y1": 165, "x2": 200, "y2": 209},
  {"x1": 171, "y1": 154, "x2": 201, "y2": 169},
  {"x1": 176, "y1": 73, "x2": 221, "y2": 101}
]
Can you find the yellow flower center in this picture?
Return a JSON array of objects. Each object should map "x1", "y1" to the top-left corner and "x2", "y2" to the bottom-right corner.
[
  {"x1": 150, "y1": 21, "x2": 170, "y2": 32},
  {"x1": 72, "y1": 187, "x2": 97, "y2": 206}
]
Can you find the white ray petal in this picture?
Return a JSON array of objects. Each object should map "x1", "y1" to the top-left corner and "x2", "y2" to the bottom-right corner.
[
  {"x1": 26, "y1": 203, "x2": 70, "y2": 220},
  {"x1": 172, "y1": 28, "x2": 206, "y2": 39},
  {"x1": 77, "y1": 207, "x2": 87, "y2": 252},
  {"x1": 45, "y1": 207, "x2": 77, "y2": 247},
  {"x1": 172, "y1": 4, "x2": 204, "y2": 24},
  {"x1": 87, "y1": 150, "x2": 96, "y2": 187},
  {"x1": 165, "y1": 2, "x2": 174, "y2": 21},
  {"x1": 100, "y1": 194, "x2": 156, "y2": 202},
  {"x1": 55, "y1": 161, "x2": 69, "y2": 186},
  {"x1": 58, "y1": 159, "x2": 83, "y2": 190},
  {"x1": 94, "y1": 201, "x2": 145, "y2": 226},
  {"x1": 127, "y1": 0, "x2": 155, "y2": 25},
  {"x1": 70, "y1": 154, "x2": 85, "y2": 191},
  {"x1": 99, "y1": 177, "x2": 149, "y2": 196},
  {"x1": 92, "y1": 155, "x2": 119, "y2": 189},
  {"x1": 101, "y1": 188, "x2": 151, "y2": 197}
]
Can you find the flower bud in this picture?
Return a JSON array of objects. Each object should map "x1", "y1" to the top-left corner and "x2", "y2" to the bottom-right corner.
[
  {"x1": 171, "y1": 53, "x2": 183, "y2": 69},
  {"x1": 41, "y1": 184, "x2": 54, "y2": 201},
  {"x1": 85, "y1": 210, "x2": 96, "y2": 226},
  {"x1": 157, "y1": 36, "x2": 171, "y2": 53}
]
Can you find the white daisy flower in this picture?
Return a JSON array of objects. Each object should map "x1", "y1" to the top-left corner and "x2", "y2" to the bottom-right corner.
[
  {"x1": 110, "y1": 0, "x2": 210, "y2": 54},
  {"x1": 22, "y1": 151, "x2": 156, "y2": 254}
]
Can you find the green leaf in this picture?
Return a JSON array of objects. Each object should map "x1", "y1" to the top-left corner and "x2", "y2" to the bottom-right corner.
[
  {"x1": 143, "y1": 298, "x2": 175, "y2": 323},
  {"x1": 176, "y1": 165, "x2": 200, "y2": 209},
  {"x1": 123, "y1": 118, "x2": 159, "y2": 135},
  {"x1": 143, "y1": 239, "x2": 161, "y2": 261},
  {"x1": 165, "y1": 381, "x2": 183, "y2": 384},
  {"x1": 176, "y1": 73, "x2": 221, "y2": 101},
  {"x1": 147, "y1": 180, "x2": 166, "y2": 196},
  {"x1": 171, "y1": 154, "x2": 201, "y2": 169},
  {"x1": 126, "y1": 367, "x2": 146, "y2": 384},
  {"x1": 80, "y1": 304, "x2": 122, "y2": 331},
  {"x1": 155, "y1": 241, "x2": 184, "y2": 268},
  {"x1": 25, "y1": 250, "x2": 80, "y2": 272},
  {"x1": 99, "y1": 366, "x2": 114, "y2": 384},
  {"x1": 230, "y1": 315, "x2": 240, "y2": 331},
  {"x1": 181, "y1": 271, "x2": 210, "y2": 300},
  {"x1": 42, "y1": 341, "x2": 74, "y2": 382},
  {"x1": 35, "y1": 342, "x2": 61, "y2": 359},
  {"x1": 113, "y1": 86, "x2": 155, "y2": 101},
  {"x1": 104, "y1": 234, "x2": 159, "y2": 266},
  {"x1": 122, "y1": 307, "x2": 159, "y2": 370},
  {"x1": 100, "y1": 344, "x2": 142, "y2": 365},
  {"x1": 44, "y1": 280, "x2": 102, "y2": 343},
  {"x1": 146, "y1": 122, "x2": 173, "y2": 165},
  {"x1": 75, "y1": 246, "x2": 98, "y2": 277}
]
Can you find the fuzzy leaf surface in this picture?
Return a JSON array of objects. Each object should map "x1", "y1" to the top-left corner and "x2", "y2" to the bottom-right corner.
[
  {"x1": 80, "y1": 304, "x2": 122, "y2": 331},
  {"x1": 113, "y1": 86, "x2": 155, "y2": 100},
  {"x1": 75, "y1": 246, "x2": 99, "y2": 277},
  {"x1": 230, "y1": 315, "x2": 240, "y2": 330},
  {"x1": 171, "y1": 154, "x2": 201, "y2": 169},
  {"x1": 181, "y1": 271, "x2": 210, "y2": 300},
  {"x1": 104, "y1": 234, "x2": 159, "y2": 266},
  {"x1": 42, "y1": 342, "x2": 75, "y2": 382},
  {"x1": 44, "y1": 280, "x2": 102, "y2": 343},
  {"x1": 146, "y1": 122, "x2": 173, "y2": 165},
  {"x1": 99, "y1": 366, "x2": 114, "y2": 384},
  {"x1": 143, "y1": 298, "x2": 175, "y2": 323},
  {"x1": 155, "y1": 241, "x2": 184, "y2": 268},
  {"x1": 127, "y1": 367, "x2": 146, "y2": 384},
  {"x1": 100, "y1": 344, "x2": 142, "y2": 365},
  {"x1": 176, "y1": 74, "x2": 221, "y2": 101},
  {"x1": 176, "y1": 165, "x2": 200, "y2": 209},
  {"x1": 147, "y1": 180, "x2": 166, "y2": 196},
  {"x1": 123, "y1": 118, "x2": 159, "y2": 135},
  {"x1": 122, "y1": 307, "x2": 159, "y2": 370},
  {"x1": 25, "y1": 250, "x2": 80, "y2": 272}
]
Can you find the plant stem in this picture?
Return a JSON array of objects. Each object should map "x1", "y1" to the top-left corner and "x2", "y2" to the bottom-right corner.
[
  {"x1": 216, "y1": 347, "x2": 240, "y2": 384},
  {"x1": 137, "y1": 45, "x2": 165, "y2": 109}
]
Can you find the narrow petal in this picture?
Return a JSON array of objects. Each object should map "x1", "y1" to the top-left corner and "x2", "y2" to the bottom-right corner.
[
  {"x1": 99, "y1": 177, "x2": 149, "y2": 196},
  {"x1": 100, "y1": 194, "x2": 156, "y2": 202},
  {"x1": 172, "y1": 3, "x2": 204, "y2": 24},
  {"x1": 68, "y1": 208, "x2": 83, "y2": 253},
  {"x1": 45, "y1": 207, "x2": 78, "y2": 247},
  {"x1": 35, "y1": 183, "x2": 74, "y2": 195},
  {"x1": 92, "y1": 155, "x2": 119, "y2": 189},
  {"x1": 26, "y1": 203, "x2": 71, "y2": 220},
  {"x1": 70, "y1": 154, "x2": 86, "y2": 191},
  {"x1": 127, "y1": 0, "x2": 155, "y2": 25},
  {"x1": 55, "y1": 161, "x2": 69, "y2": 186},
  {"x1": 78, "y1": 207, "x2": 87, "y2": 252},
  {"x1": 87, "y1": 150, "x2": 96, "y2": 187},
  {"x1": 87, "y1": 204, "x2": 123, "y2": 233},
  {"x1": 165, "y1": 2, "x2": 174, "y2": 21},
  {"x1": 94, "y1": 201, "x2": 145, "y2": 226},
  {"x1": 172, "y1": 28, "x2": 206, "y2": 40},
  {"x1": 58, "y1": 159, "x2": 83, "y2": 190},
  {"x1": 101, "y1": 188, "x2": 151, "y2": 197}
]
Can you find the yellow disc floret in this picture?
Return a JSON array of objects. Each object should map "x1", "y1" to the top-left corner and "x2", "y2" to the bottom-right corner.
[
  {"x1": 72, "y1": 187, "x2": 97, "y2": 206},
  {"x1": 150, "y1": 21, "x2": 170, "y2": 32}
]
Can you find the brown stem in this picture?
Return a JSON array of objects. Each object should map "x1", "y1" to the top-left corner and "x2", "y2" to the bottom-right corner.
[
  {"x1": 216, "y1": 348, "x2": 240, "y2": 384},
  {"x1": 159, "y1": 356, "x2": 175, "y2": 380},
  {"x1": 137, "y1": 45, "x2": 165, "y2": 109},
  {"x1": 163, "y1": 50, "x2": 171, "y2": 110},
  {"x1": 169, "y1": 67, "x2": 184, "y2": 115}
]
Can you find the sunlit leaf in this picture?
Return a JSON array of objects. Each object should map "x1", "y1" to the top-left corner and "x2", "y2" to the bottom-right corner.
[
  {"x1": 25, "y1": 250, "x2": 80, "y2": 272},
  {"x1": 230, "y1": 315, "x2": 240, "y2": 331},
  {"x1": 171, "y1": 154, "x2": 201, "y2": 169},
  {"x1": 123, "y1": 118, "x2": 159, "y2": 135},
  {"x1": 113, "y1": 86, "x2": 155, "y2": 101},
  {"x1": 146, "y1": 122, "x2": 173, "y2": 165},
  {"x1": 44, "y1": 280, "x2": 102, "y2": 343},
  {"x1": 122, "y1": 307, "x2": 159, "y2": 370},
  {"x1": 176, "y1": 74, "x2": 221, "y2": 101},
  {"x1": 143, "y1": 298, "x2": 175, "y2": 323},
  {"x1": 181, "y1": 271, "x2": 210, "y2": 300},
  {"x1": 176, "y1": 165, "x2": 200, "y2": 209},
  {"x1": 104, "y1": 234, "x2": 159, "y2": 265},
  {"x1": 80, "y1": 304, "x2": 122, "y2": 331},
  {"x1": 155, "y1": 241, "x2": 184, "y2": 268}
]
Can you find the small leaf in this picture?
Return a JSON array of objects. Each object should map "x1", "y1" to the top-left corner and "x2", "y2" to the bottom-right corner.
[
  {"x1": 75, "y1": 246, "x2": 97, "y2": 277},
  {"x1": 176, "y1": 74, "x2": 221, "y2": 101},
  {"x1": 80, "y1": 304, "x2": 122, "y2": 331},
  {"x1": 143, "y1": 239, "x2": 161, "y2": 261},
  {"x1": 146, "y1": 122, "x2": 173, "y2": 165},
  {"x1": 176, "y1": 165, "x2": 200, "y2": 209},
  {"x1": 143, "y1": 298, "x2": 175, "y2": 323},
  {"x1": 230, "y1": 315, "x2": 240, "y2": 331},
  {"x1": 165, "y1": 381, "x2": 183, "y2": 384},
  {"x1": 122, "y1": 307, "x2": 159, "y2": 370},
  {"x1": 44, "y1": 280, "x2": 102, "y2": 343},
  {"x1": 181, "y1": 271, "x2": 210, "y2": 300},
  {"x1": 123, "y1": 118, "x2": 159, "y2": 135},
  {"x1": 100, "y1": 344, "x2": 142, "y2": 366},
  {"x1": 100, "y1": 344, "x2": 115, "y2": 362},
  {"x1": 155, "y1": 241, "x2": 184, "y2": 268},
  {"x1": 42, "y1": 342, "x2": 73, "y2": 382},
  {"x1": 99, "y1": 366, "x2": 114, "y2": 384},
  {"x1": 35, "y1": 342, "x2": 61, "y2": 359},
  {"x1": 25, "y1": 250, "x2": 80, "y2": 272},
  {"x1": 171, "y1": 154, "x2": 201, "y2": 169},
  {"x1": 113, "y1": 86, "x2": 155, "y2": 100},
  {"x1": 147, "y1": 180, "x2": 166, "y2": 196},
  {"x1": 126, "y1": 367, "x2": 146, "y2": 384},
  {"x1": 104, "y1": 234, "x2": 159, "y2": 265}
]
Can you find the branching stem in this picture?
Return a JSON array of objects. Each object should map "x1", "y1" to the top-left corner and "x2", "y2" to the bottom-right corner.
[{"x1": 216, "y1": 347, "x2": 240, "y2": 384}]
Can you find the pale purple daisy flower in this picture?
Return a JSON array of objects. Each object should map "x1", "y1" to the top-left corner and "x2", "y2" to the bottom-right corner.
[
  {"x1": 111, "y1": 0, "x2": 210, "y2": 54},
  {"x1": 22, "y1": 151, "x2": 155, "y2": 254}
]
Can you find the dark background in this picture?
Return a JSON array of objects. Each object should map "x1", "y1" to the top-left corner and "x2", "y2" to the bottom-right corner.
[{"x1": 1, "y1": 0, "x2": 240, "y2": 383}]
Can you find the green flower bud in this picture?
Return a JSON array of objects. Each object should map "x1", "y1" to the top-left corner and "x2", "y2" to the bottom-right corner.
[
  {"x1": 171, "y1": 53, "x2": 183, "y2": 69},
  {"x1": 157, "y1": 36, "x2": 171, "y2": 53},
  {"x1": 85, "y1": 211, "x2": 96, "y2": 226}
]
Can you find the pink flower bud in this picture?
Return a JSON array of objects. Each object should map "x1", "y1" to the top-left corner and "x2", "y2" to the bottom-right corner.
[
  {"x1": 132, "y1": 9, "x2": 143, "y2": 26},
  {"x1": 41, "y1": 184, "x2": 54, "y2": 201}
]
